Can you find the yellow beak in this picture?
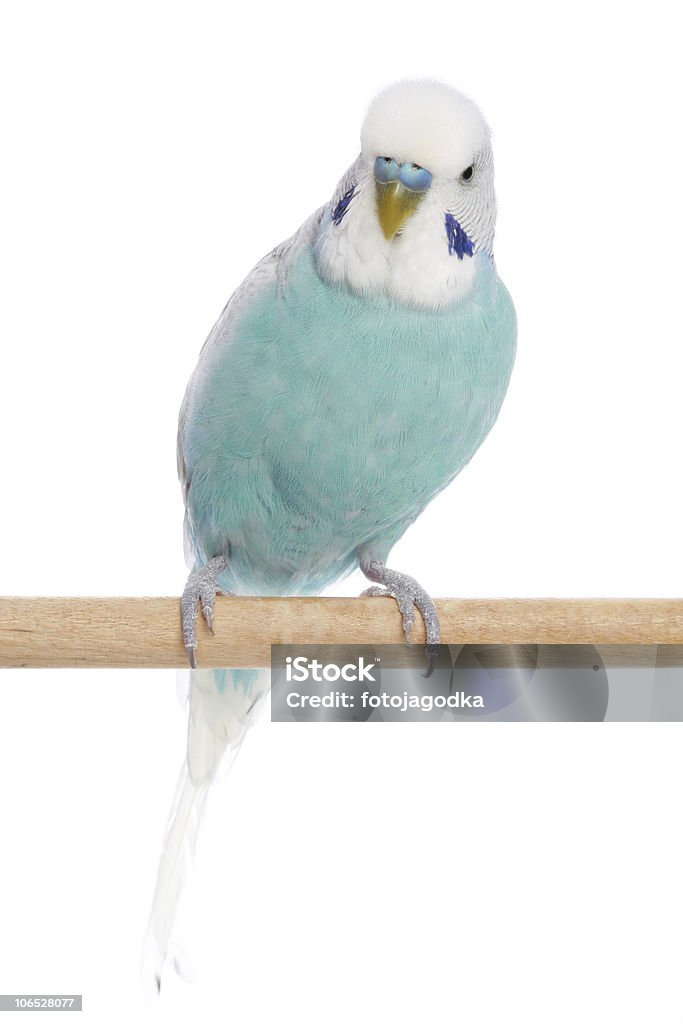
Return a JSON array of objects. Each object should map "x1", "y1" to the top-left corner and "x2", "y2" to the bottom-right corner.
[{"x1": 375, "y1": 180, "x2": 426, "y2": 240}]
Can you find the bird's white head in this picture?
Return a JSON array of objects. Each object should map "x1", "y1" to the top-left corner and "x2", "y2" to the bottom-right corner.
[{"x1": 315, "y1": 79, "x2": 497, "y2": 310}]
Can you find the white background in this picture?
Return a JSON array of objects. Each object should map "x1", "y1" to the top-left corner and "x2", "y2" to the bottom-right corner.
[{"x1": 1, "y1": 1, "x2": 682, "y2": 1021}]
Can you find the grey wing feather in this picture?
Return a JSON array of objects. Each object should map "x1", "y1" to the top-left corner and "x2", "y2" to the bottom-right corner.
[{"x1": 176, "y1": 205, "x2": 326, "y2": 511}]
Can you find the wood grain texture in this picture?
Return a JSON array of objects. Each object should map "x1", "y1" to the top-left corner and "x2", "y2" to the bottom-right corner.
[{"x1": 1, "y1": 597, "x2": 683, "y2": 668}]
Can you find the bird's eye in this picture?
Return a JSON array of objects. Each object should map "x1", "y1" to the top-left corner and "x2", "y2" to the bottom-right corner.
[
  {"x1": 399, "y1": 162, "x2": 433, "y2": 192},
  {"x1": 461, "y1": 165, "x2": 474, "y2": 182},
  {"x1": 374, "y1": 156, "x2": 400, "y2": 183}
]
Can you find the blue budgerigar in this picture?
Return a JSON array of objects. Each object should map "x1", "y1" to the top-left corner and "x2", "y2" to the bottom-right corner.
[{"x1": 145, "y1": 79, "x2": 516, "y2": 989}]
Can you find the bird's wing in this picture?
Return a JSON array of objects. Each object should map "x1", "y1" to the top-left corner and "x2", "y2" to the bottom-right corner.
[{"x1": 176, "y1": 204, "x2": 326, "y2": 513}]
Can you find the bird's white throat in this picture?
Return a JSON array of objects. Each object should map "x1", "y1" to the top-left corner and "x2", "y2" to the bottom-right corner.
[{"x1": 314, "y1": 176, "x2": 480, "y2": 310}]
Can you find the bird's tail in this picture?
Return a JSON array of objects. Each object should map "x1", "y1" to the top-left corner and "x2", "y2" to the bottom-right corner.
[{"x1": 143, "y1": 667, "x2": 269, "y2": 996}]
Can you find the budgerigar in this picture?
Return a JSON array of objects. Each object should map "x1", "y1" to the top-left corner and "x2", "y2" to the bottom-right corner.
[{"x1": 145, "y1": 79, "x2": 516, "y2": 990}]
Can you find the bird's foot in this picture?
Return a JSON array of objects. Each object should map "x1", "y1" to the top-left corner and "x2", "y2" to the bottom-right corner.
[
  {"x1": 361, "y1": 559, "x2": 440, "y2": 673},
  {"x1": 181, "y1": 555, "x2": 230, "y2": 667}
]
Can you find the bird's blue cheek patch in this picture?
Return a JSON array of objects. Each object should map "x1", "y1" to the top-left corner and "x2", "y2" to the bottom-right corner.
[
  {"x1": 332, "y1": 185, "x2": 356, "y2": 225},
  {"x1": 445, "y1": 213, "x2": 474, "y2": 259}
]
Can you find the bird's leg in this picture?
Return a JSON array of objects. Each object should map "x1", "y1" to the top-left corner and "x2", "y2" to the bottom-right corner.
[
  {"x1": 181, "y1": 555, "x2": 230, "y2": 667},
  {"x1": 360, "y1": 558, "x2": 441, "y2": 650}
]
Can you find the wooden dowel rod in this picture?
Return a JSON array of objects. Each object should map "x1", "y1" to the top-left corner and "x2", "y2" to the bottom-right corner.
[{"x1": 1, "y1": 597, "x2": 683, "y2": 669}]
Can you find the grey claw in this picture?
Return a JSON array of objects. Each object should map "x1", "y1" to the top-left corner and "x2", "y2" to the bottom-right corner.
[
  {"x1": 360, "y1": 558, "x2": 440, "y2": 653},
  {"x1": 402, "y1": 603, "x2": 416, "y2": 640},
  {"x1": 416, "y1": 595, "x2": 440, "y2": 648},
  {"x1": 423, "y1": 645, "x2": 440, "y2": 678},
  {"x1": 362, "y1": 583, "x2": 416, "y2": 639},
  {"x1": 202, "y1": 602, "x2": 214, "y2": 634},
  {"x1": 181, "y1": 555, "x2": 229, "y2": 667}
]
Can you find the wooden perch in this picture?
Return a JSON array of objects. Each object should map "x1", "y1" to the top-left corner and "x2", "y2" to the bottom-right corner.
[{"x1": 1, "y1": 597, "x2": 683, "y2": 669}]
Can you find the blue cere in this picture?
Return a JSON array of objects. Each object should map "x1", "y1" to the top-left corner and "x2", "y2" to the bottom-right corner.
[
  {"x1": 445, "y1": 213, "x2": 474, "y2": 259},
  {"x1": 332, "y1": 185, "x2": 356, "y2": 225},
  {"x1": 399, "y1": 162, "x2": 433, "y2": 192},
  {"x1": 374, "y1": 156, "x2": 401, "y2": 183}
]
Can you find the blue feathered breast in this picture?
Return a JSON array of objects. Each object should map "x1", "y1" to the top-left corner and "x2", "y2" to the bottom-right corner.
[{"x1": 181, "y1": 246, "x2": 516, "y2": 595}]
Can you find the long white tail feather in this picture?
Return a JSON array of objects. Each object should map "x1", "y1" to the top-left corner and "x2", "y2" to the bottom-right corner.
[
  {"x1": 175, "y1": 668, "x2": 191, "y2": 710},
  {"x1": 143, "y1": 667, "x2": 269, "y2": 996},
  {"x1": 187, "y1": 669, "x2": 266, "y2": 784}
]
